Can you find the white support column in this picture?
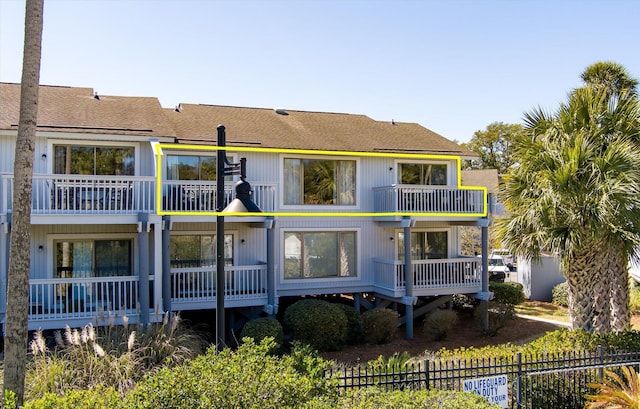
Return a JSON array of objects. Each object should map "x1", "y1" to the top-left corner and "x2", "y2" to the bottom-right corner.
[
  {"x1": 153, "y1": 220, "x2": 163, "y2": 316},
  {"x1": 0, "y1": 214, "x2": 10, "y2": 317}
]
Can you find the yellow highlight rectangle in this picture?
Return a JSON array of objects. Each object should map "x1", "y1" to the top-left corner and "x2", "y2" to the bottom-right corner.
[{"x1": 153, "y1": 144, "x2": 488, "y2": 218}]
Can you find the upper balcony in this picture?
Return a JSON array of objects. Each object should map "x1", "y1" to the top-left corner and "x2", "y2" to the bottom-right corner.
[{"x1": 373, "y1": 185, "x2": 486, "y2": 218}]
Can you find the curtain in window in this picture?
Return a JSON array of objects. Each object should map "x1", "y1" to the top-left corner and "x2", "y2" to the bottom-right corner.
[
  {"x1": 284, "y1": 159, "x2": 302, "y2": 205},
  {"x1": 338, "y1": 160, "x2": 356, "y2": 205}
]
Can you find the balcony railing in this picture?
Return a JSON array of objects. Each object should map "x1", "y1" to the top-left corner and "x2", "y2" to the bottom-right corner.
[
  {"x1": 0, "y1": 173, "x2": 156, "y2": 215},
  {"x1": 373, "y1": 185, "x2": 485, "y2": 214},
  {"x1": 27, "y1": 275, "x2": 150, "y2": 322},
  {"x1": 171, "y1": 264, "x2": 267, "y2": 303},
  {"x1": 373, "y1": 257, "x2": 482, "y2": 293},
  {"x1": 162, "y1": 180, "x2": 276, "y2": 213}
]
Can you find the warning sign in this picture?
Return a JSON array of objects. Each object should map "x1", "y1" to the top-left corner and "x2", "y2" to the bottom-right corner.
[{"x1": 463, "y1": 374, "x2": 508, "y2": 408}]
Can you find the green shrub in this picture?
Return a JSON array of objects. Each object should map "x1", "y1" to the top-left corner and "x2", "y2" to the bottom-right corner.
[
  {"x1": 489, "y1": 282, "x2": 526, "y2": 306},
  {"x1": 475, "y1": 301, "x2": 514, "y2": 336},
  {"x1": 552, "y1": 282, "x2": 569, "y2": 307},
  {"x1": 335, "y1": 303, "x2": 363, "y2": 344},
  {"x1": 451, "y1": 293, "x2": 478, "y2": 310},
  {"x1": 361, "y1": 308, "x2": 399, "y2": 344},
  {"x1": 423, "y1": 309, "x2": 459, "y2": 341},
  {"x1": 240, "y1": 317, "x2": 284, "y2": 350},
  {"x1": 284, "y1": 299, "x2": 347, "y2": 351},
  {"x1": 303, "y1": 387, "x2": 501, "y2": 409},
  {"x1": 125, "y1": 338, "x2": 335, "y2": 409},
  {"x1": 25, "y1": 385, "x2": 120, "y2": 409}
]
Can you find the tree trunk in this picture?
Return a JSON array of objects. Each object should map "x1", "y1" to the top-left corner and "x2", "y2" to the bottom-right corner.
[
  {"x1": 2, "y1": 0, "x2": 44, "y2": 406},
  {"x1": 564, "y1": 248, "x2": 607, "y2": 332},
  {"x1": 610, "y1": 243, "x2": 631, "y2": 332}
]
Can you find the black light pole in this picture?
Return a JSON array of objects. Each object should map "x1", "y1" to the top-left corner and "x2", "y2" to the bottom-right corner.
[
  {"x1": 215, "y1": 125, "x2": 261, "y2": 352},
  {"x1": 216, "y1": 125, "x2": 226, "y2": 352}
]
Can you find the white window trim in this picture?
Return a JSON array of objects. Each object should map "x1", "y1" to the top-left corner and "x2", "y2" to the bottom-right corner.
[
  {"x1": 279, "y1": 154, "x2": 361, "y2": 210},
  {"x1": 395, "y1": 228, "x2": 452, "y2": 260},
  {"x1": 48, "y1": 140, "x2": 140, "y2": 176},
  {"x1": 280, "y1": 227, "x2": 361, "y2": 283},
  {"x1": 169, "y1": 230, "x2": 237, "y2": 265},
  {"x1": 47, "y1": 233, "x2": 138, "y2": 278},
  {"x1": 394, "y1": 159, "x2": 451, "y2": 186}
]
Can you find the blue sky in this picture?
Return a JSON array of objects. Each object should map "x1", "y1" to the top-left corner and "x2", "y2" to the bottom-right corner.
[{"x1": 1, "y1": 0, "x2": 639, "y2": 143}]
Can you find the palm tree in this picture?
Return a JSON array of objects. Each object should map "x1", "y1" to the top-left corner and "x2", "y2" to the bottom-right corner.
[
  {"x1": 3, "y1": 0, "x2": 44, "y2": 405},
  {"x1": 581, "y1": 61, "x2": 638, "y2": 99},
  {"x1": 496, "y1": 85, "x2": 640, "y2": 333}
]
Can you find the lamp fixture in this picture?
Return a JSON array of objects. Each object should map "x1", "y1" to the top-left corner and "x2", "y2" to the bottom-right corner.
[{"x1": 38, "y1": 245, "x2": 44, "y2": 252}]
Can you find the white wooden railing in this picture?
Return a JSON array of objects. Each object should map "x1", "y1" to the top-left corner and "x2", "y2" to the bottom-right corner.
[
  {"x1": 1, "y1": 173, "x2": 156, "y2": 214},
  {"x1": 171, "y1": 264, "x2": 267, "y2": 303},
  {"x1": 27, "y1": 275, "x2": 150, "y2": 321},
  {"x1": 373, "y1": 257, "x2": 482, "y2": 292},
  {"x1": 162, "y1": 180, "x2": 276, "y2": 213},
  {"x1": 373, "y1": 185, "x2": 485, "y2": 214}
]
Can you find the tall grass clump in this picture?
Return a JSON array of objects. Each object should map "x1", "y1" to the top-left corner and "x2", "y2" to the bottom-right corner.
[{"x1": 25, "y1": 312, "x2": 207, "y2": 401}]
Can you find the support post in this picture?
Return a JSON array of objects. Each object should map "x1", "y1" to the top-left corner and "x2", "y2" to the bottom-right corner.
[
  {"x1": 266, "y1": 217, "x2": 276, "y2": 315},
  {"x1": 404, "y1": 222, "x2": 414, "y2": 339},
  {"x1": 137, "y1": 213, "x2": 150, "y2": 326},
  {"x1": 0, "y1": 214, "x2": 10, "y2": 320},
  {"x1": 162, "y1": 216, "x2": 172, "y2": 314},
  {"x1": 480, "y1": 222, "x2": 489, "y2": 332}
]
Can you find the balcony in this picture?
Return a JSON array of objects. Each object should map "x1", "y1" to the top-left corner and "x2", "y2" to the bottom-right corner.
[
  {"x1": 0, "y1": 173, "x2": 156, "y2": 215},
  {"x1": 23, "y1": 275, "x2": 154, "y2": 330},
  {"x1": 162, "y1": 180, "x2": 276, "y2": 213},
  {"x1": 373, "y1": 185, "x2": 485, "y2": 215},
  {"x1": 170, "y1": 264, "x2": 268, "y2": 310},
  {"x1": 373, "y1": 257, "x2": 482, "y2": 298}
]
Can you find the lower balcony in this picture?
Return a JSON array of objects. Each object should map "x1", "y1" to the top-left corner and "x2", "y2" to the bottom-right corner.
[
  {"x1": 25, "y1": 275, "x2": 155, "y2": 330},
  {"x1": 373, "y1": 257, "x2": 482, "y2": 298},
  {"x1": 170, "y1": 264, "x2": 268, "y2": 310}
]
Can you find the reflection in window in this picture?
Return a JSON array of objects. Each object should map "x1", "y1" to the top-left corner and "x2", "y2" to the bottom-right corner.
[
  {"x1": 284, "y1": 158, "x2": 356, "y2": 205},
  {"x1": 397, "y1": 231, "x2": 448, "y2": 260},
  {"x1": 54, "y1": 145, "x2": 134, "y2": 175},
  {"x1": 166, "y1": 155, "x2": 216, "y2": 181},
  {"x1": 55, "y1": 239, "x2": 132, "y2": 277},
  {"x1": 284, "y1": 231, "x2": 356, "y2": 279},
  {"x1": 398, "y1": 163, "x2": 447, "y2": 185},
  {"x1": 170, "y1": 234, "x2": 233, "y2": 268}
]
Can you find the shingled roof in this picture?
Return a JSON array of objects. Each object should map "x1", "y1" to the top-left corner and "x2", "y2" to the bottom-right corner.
[
  {"x1": 0, "y1": 82, "x2": 475, "y2": 156},
  {"x1": 165, "y1": 104, "x2": 475, "y2": 156},
  {"x1": 0, "y1": 82, "x2": 176, "y2": 138}
]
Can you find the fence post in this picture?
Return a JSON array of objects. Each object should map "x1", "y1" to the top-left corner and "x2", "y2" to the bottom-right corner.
[
  {"x1": 597, "y1": 344, "x2": 604, "y2": 379},
  {"x1": 516, "y1": 352, "x2": 522, "y2": 409},
  {"x1": 425, "y1": 359, "x2": 430, "y2": 390}
]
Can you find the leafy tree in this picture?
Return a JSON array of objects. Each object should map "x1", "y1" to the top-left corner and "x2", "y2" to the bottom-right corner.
[
  {"x1": 462, "y1": 122, "x2": 524, "y2": 174},
  {"x1": 3, "y1": 0, "x2": 44, "y2": 405},
  {"x1": 496, "y1": 84, "x2": 640, "y2": 333}
]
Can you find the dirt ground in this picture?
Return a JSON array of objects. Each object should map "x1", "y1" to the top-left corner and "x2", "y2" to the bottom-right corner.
[{"x1": 320, "y1": 308, "x2": 563, "y2": 365}]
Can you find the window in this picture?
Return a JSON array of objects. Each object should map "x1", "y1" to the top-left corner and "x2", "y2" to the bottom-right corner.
[
  {"x1": 54, "y1": 145, "x2": 134, "y2": 175},
  {"x1": 55, "y1": 239, "x2": 132, "y2": 277},
  {"x1": 398, "y1": 163, "x2": 447, "y2": 185},
  {"x1": 397, "y1": 231, "x2": 448, "y2": 260},
  {"x1": 284, "y1": 158, "x2": 356, "y2": 205},
  {"x1": 284, "y1": 231, "x2": 356, "y2": 279},
  {"x1": 166, "y1": 155, "x2": 216, "y2": 181},
  {"x1": 170, "y1": 234, "x2": 233, "y2": 268}
]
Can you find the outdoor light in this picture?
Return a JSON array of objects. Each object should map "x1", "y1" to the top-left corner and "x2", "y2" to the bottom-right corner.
[{"x1": 215, "y1": 125, "x2": 261, "y2": 352}]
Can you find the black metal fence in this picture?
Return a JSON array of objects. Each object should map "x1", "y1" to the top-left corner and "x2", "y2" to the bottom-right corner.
[{"x1": 326, "y1": 347, "x2": 640, "y2": 409}]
